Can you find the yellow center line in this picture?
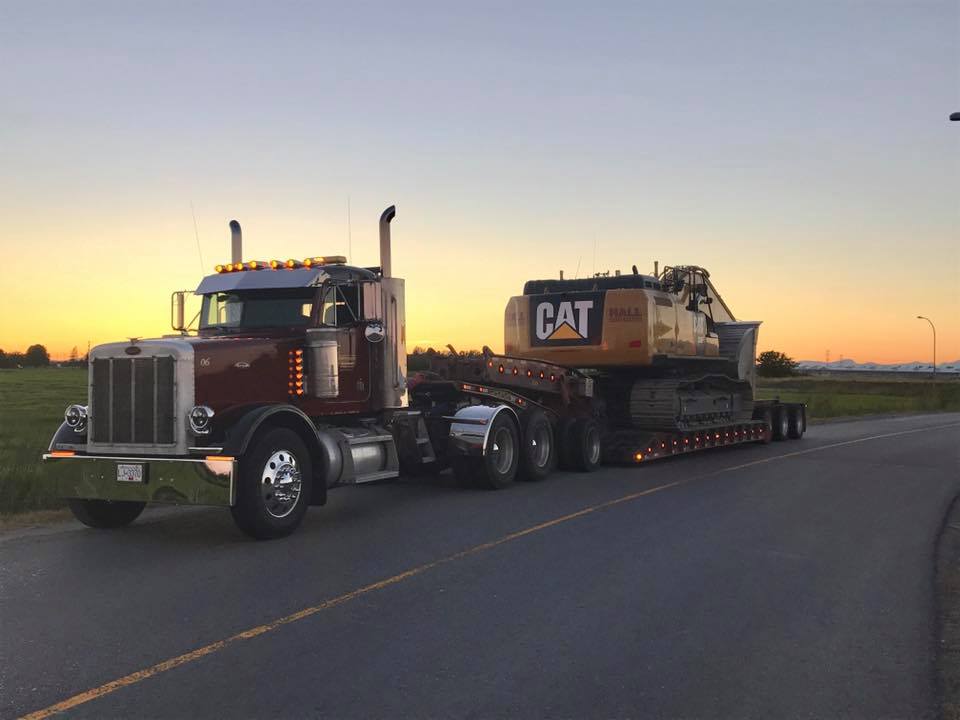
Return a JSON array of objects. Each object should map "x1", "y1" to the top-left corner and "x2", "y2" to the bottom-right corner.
[{"x1": 20, "y1": 420, "x2": 959, "y2": 719}]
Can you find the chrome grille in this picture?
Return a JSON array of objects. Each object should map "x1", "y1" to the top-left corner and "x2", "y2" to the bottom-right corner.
[{"x1": 90, "y1": 357, "x2": 175, "y2": 444}]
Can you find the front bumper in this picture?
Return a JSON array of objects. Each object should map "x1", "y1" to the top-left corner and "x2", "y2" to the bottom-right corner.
[{"x1": 41, "y1": 454, "x2": 236, "y2": 507}]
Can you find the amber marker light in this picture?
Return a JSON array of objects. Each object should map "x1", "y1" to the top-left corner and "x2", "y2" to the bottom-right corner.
[
  {"x1": 215, "y1": 264, "x2": 225, "y2": 273},
  {"x1": 270, "y1": 260, "x2": 281, "y2": 270},
  {"x1": 634, "y1": 452, "x2": 643, "y2": 462},
  {"x1": 285, "y1": 259, "x2": 299, "y2": 269},
  {"x1": 205, "y1": 455, "x2": 234, "y2": 462},
  {"x1": 49, "y1": 450, "x2": 76, "y2": 457}
]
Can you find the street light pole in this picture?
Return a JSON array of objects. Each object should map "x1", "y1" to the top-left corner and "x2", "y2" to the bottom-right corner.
[{"x1": 916, "y1": 316, "x2": 936, "y2": 377}]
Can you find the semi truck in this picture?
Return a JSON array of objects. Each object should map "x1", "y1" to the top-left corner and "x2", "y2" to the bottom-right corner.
[{"x1": 44, "y1": 207, "x2": 805, "y2": 538}]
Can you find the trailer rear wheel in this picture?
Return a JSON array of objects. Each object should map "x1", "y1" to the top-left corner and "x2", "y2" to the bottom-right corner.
[
  {"x1": 519, "y1": 409, "x2": 556, "y2": 481},
  {"x1": 231, "y1": 428, "x2": 312, "y2": 539},
  {"x1": 787, "y1": 406, "x2": 805, "y2": 439},
  {"x1": 68, "y1": 499, "x2": 145, "y2": 529},
  {"x1": 569, "y1": 418, "x2": 602, "y2": 472},
  {"x1": 772, "y1": 406, "x2": 789, "y2": 441}
]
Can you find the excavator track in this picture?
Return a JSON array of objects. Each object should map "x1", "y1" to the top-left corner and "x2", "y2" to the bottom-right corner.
[{"x1": 602, "y1": 374, "x2": 754, "y2": 433}]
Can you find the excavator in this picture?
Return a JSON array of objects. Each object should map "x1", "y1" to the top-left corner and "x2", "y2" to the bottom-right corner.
[{"x1": 503, "y1": 265, "x2": 761, "y2": 433}]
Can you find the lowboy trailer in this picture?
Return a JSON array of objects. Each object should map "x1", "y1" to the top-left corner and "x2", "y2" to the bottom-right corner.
[{"x1": 44, "y1": 206, "x2": 805, "y2": 538}]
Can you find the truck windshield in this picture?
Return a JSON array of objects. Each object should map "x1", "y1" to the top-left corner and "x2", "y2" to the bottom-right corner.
[{"x1": 199, "y1": 289, "x2": 315, "y2": 330}]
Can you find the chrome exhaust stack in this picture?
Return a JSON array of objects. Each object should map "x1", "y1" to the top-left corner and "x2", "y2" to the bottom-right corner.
[
  {"x1": 379, "y1": 205, "x2": 396, "y2": 277},
  {"x1": 230, "y1": 220, "x2": 242, "y2": 264}
]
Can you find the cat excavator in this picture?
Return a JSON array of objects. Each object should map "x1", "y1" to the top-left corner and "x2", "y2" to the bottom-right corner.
[{"x1": 503, "y1": 265, "x2": 761, "y2": 433}]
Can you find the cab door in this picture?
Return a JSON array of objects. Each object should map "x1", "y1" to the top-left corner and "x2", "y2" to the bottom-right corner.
[{"x1": 318, "y1": 282, "x2": 371, "y2": 404}]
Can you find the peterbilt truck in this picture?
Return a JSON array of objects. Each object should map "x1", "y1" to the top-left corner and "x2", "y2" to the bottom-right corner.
[{"x1": 44, "y1": 206, "x2": 805, "y2": 539}]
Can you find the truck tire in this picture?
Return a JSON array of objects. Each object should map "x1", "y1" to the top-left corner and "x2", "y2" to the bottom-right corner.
[
  {"x1": 787, "y1": 406, "x2": 805, "y2": 439},
  {"x1": 772, "y1": 406, "x2": 789, "y2": 441},
  {"x1": 569, "y1": 417, "x2": 602, "y2": 472},
  {"x1": 68, "y1": 499, "x2": 145, "y2": 529},
  {"x1": 518, "y1": 409, "x2": 556, "y2": 481},
  {"x1": 231, "y1": 428, "x2": 312, "y2": 539},
  {"x1": 453, "y1": 413, "x2": 520, "y2": 489}
]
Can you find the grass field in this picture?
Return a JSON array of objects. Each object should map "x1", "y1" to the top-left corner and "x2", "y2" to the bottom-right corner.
[
  {"x1": 1, "y1": 368, "x2": 958, "y2": 516},
  {"x1": 0, "y1": 368, "x2": 86, "y2": 515},
  {"x1": 755, "y1": 376, "x2": 960, "y2": 419}
]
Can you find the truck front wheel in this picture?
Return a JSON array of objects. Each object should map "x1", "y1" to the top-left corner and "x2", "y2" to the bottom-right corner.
[
  {"x1": 231, "y1": 428, "x2": 313, "y2": 539},
  {"x1": 68, "y1": 499, "x2": 145, "y2": 529}
]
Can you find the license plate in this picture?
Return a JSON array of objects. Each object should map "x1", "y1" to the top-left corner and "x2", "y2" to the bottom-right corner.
[{"x1": 117, "y1": 463, "x2": 144, "y2": 483}]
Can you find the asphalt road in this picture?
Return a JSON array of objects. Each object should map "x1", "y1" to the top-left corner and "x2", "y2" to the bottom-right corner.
[{"x1": 2, "y1": 413, "x2": 959, "y2": 719}]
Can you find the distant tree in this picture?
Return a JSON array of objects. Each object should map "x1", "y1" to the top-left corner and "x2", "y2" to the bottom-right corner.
[
  {"x1": 756, "y1": 350, "x2": 799, "y2": 377},
  {"x1": 69, "y1": 346, "x2": 79, "y2": 364},
  {"x1": 24, "y1": 344, "x2": 50, "y2": 367}
]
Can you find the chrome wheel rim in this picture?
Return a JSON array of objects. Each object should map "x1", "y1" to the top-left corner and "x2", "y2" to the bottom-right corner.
[
  {"x1": 261, "y1": 449, "x2": 302, "y2": 519},
  {"x1": 491, "y1": 427, "x2": 515, "y2": 475},
  {"x1": 585, "y1": 426, "x2": 601, "y2": 465},
  {"x1": 530, "y1": 424, "x2": 551, "y2": 468}
]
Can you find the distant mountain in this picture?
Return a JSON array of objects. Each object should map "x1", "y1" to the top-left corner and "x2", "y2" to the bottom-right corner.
[{"x1": 797, "y1": 359, "x2": 960, "y2": 374}]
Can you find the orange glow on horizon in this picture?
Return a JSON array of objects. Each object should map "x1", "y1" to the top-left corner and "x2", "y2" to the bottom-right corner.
[{"x1": 0, "y1": 213, "x2": 956, "y2": 366}]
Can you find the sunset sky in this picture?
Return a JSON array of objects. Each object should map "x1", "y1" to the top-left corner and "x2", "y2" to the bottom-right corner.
[{"x1": 1, "y1": 1, "x2": 957, "y2": 363}]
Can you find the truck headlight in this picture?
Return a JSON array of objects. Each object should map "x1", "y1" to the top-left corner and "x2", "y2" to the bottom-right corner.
[
  {"x1": 188, "y1": 405, "x2": 215, "y2": 435},
  {"x1": 64, "y1": 404, "x2": 88, "y2": 433}
]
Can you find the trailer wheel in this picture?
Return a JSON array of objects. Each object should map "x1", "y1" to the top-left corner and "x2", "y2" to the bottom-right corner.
[
  {"x1": 67, "y1": 499, "x2": 145, "y2": 529},
  {"x1": 453, "y1": 413, "x2": 520, "y2": 489},
  {"x1": 231, "y1": 428, "x2": 312, "y2": 539},
  {"x1": 772, "y1": 406, "x2": 789, "y2": 441},
  {"x1": 787, "y1": 406, "x2": 805, "y2": 439},
  {"x1": 518, "y1": 409, "x2": 556, "y2": 481},
  {"x1": 569, "y1": 418, "x2": 602, "y2": 472}
]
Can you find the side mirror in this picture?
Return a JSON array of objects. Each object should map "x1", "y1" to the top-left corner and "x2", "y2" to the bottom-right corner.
[{"x1": 171, "y1": 291, "x2": 187, "y2": 332}]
